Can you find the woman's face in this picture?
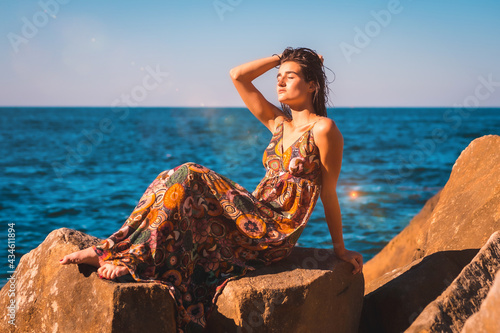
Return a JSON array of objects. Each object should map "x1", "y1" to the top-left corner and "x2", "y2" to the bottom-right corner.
[{"x1": 276, "y1": 61, "x2": 315, "y2": 108}]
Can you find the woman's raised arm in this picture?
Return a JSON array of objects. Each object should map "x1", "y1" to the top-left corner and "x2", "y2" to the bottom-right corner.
[{"x1": 230, "y1": 55, "x2": 284, "y2": 132}]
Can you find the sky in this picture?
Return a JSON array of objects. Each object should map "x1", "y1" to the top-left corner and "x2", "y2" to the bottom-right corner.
[{"x1": 1, "y1": 0, "x2": 499, "y2": 108}]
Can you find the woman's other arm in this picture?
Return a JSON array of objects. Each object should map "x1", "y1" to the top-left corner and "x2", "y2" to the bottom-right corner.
[
  {"x1": 315, "y1": 118, "x2": 363, "y2": 274},
  {"x1": 230, "y1": 55, "x2": 284, "y2": 132}
]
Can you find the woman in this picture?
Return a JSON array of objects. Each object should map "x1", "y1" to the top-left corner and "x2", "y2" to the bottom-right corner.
[{"x1": 60, "y1": 47, "x2": 363, "y2": 331}]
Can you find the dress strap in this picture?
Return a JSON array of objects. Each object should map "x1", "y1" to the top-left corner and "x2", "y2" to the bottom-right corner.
[
  {"x1": 307, "y1": 119, "x2": 320, "y2": 130},
  {"x1": 301, "y1": 119, "x2": 322, "y2": 134},
  {"x1": 279, "y1": 117, "x2": 322, "y2": 135},
  {"x1": 273, "y1": 119, "x2": 288, "y2": 135}
]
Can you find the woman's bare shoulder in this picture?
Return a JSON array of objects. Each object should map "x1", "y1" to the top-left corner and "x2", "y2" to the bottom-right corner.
[
  {"x1": 315, "y1": 117, "x2": 340, "y2": 134},
  {"x1": 314, "y1": 117, "x2": 343, "y2": 148}
]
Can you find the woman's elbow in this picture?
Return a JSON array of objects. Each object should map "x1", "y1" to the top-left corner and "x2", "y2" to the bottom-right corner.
[{"x1": 229, "y1": 67, "x2": 241, "y2": 81}]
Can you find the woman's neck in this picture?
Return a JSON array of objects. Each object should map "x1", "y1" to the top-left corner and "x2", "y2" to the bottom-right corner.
[{"x1": 288, "y1": 108, "x2": 320, "y2": 128}]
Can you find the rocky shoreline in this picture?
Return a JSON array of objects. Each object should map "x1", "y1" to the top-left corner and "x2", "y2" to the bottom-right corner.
[
  {"x1": 1, "y1": 135, "x2": 499, "y2": 332},
  {"x1": 0, "y1": 229, "x2": 363, "y2": 333}
]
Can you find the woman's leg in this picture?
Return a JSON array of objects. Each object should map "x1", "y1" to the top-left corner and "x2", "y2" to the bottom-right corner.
[
  {"x1": 59, "y1": 169, "x2": 175, "y2": 279},
  {"x1": 59, "y1": 246, "x2": 101, "y2": 267},
  {"x1": 59, "y1": 248, "x2": 130, "y2": 280},
  {"x1": 59, "y1": 166, "x2": 189, "y2": 280}
]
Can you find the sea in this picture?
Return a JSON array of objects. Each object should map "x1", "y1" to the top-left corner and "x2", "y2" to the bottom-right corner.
[{"x1": 1, "y1": 107, "x2": 499, "y2": 284}]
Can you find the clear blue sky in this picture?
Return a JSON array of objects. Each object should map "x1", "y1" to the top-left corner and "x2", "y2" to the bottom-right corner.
[{"x1": 1, "y1": 0, "x2": 499, "y2": 107}]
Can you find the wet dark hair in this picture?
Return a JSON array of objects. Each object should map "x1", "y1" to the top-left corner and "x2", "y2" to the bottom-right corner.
[{"x1": 279, "y1": 47, "x2": 332, "y2": 118}]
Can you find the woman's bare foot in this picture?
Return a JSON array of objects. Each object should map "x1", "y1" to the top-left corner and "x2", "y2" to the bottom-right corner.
[
  {"x1": 97, "y1": 263, "x2": 129, "y2": 280},
  {"x1": 59, "y1": 247, "x2": 100, "y2": 268}
]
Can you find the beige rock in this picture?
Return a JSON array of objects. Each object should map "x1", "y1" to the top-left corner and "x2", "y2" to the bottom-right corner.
[
  {"x1": 207, "y1": 247, "x2": 365, "y2": 333},
  {"x1": 461, "y1": 270, "x2": 500, "y2": 333},
  {"x1": 405, "y1": 231, "x2": 500, "y2": 333},
  {"x1": 1, "y1": 228, "x2": 364, "y2": 333},
  {"x1": 0, "y1": 228, "x2": 176, "y2": 333},
  {"x1": 359, "y1": 249, "x2": 477, "y2": 333},
  {"x1": 364, "y1": 135, "x2": 500, "y2": 286}
]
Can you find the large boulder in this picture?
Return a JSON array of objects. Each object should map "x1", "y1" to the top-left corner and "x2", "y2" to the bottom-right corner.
[
  {"x1": 0, "y1": 228, "x2": 177, "y2": 333},
  {"x1": 364, "y1": 135, "x2": 500, "y2": 285},
  {"x1": 359, "y1": 249, "x2": 477, "y2": 333},
  {"x1": 0, "y1": 228, "x2": 364, "y2": 333},
  {"x1": 359, "y1": 135, "x2": 500, "y2": 332},
  {"x1": 207, "y1": 247, "x2": 364, "y2": 333},
  {"x1": 405, "y1": 231, "x2": 500, "y2": 333},
  {"x1": 461, "y1": 270, "x2": 500, "y2": 333}
]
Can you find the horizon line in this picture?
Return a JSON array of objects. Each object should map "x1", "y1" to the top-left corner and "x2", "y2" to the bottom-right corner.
[{"x1": 1, "y1": 106, "x2": 500, "y2": 109}]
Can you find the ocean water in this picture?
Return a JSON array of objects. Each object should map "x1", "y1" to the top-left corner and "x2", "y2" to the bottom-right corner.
[{"x1": 1, "y1": 107, "x2": 499, "y2": 283}]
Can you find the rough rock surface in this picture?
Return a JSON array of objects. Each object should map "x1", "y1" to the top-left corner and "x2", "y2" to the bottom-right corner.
[
  {"x1": 207, "y1": 247, "x2": 364, "y2": 333},
  {"x1": 359, "y1": 249, "x2": 477, "y2": 333},
  {"x1": 364, "y1": 135, "x2": 500, "y2": 285},
  {"x1": 0, "y1": 228, "x2": 177, "y2": 333},
  {"x1": 461, "y1": 270, "x2": 500, "y2": 333},
  {"x1": 405, "y1": 231, "x2": 500, "y2": 333},
  {"x1": 0, "y1": 228, "x2": 364, "y2": 333}
]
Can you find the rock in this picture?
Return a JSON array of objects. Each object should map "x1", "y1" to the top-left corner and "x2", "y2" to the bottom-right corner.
[
  {"x1": 1, "y1": 228, "x2": 364, "y2": 333},
  {"x1": 364, "y1": 135, "x2": 500, "y2": 285},
  {"x1": 405, "y1": 231, "x2": 500, "y2": 333},
  {"x1": 359, "y1": 249, "x2": 477, "y2": 333},
  {"x1": 0, "y1": 228, "x2": 177, "y2": 333},
  {"x1": 461, "y1": 270, "x2": 500, "y2": 333},
  {"x1": 207, "y1": 247, "x2": 365, "y2": 333}
]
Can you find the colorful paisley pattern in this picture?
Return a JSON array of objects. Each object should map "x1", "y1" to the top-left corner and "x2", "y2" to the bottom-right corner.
[{"x1": 93, "y1": 120, "x2": 322, "y2": 332}]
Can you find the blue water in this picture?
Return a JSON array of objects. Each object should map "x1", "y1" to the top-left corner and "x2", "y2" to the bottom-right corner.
[{"x1": 1, "y1": 107, "x2": 499, "y2": 283}]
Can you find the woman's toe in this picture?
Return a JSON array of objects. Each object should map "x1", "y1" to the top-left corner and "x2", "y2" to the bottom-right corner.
[
  {"x1": 60, "y1": 254, "x2": 77, "y2": 265},
  {"x1": 117, "y1": 267, "x2": 129, "y2": 277}
]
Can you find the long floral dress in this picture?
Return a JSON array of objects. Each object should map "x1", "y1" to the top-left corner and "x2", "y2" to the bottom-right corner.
[{"x1": 92, "y1": 119, "x2": 323, "y2": 332}]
